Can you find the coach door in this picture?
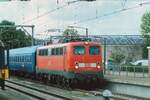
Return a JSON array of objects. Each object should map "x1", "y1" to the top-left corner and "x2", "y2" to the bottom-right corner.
[{"x1": 63, "y1": 47, "x2": 67, "y2": 72}]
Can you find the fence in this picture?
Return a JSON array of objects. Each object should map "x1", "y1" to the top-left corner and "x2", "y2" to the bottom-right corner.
[{"x1": 105, "y1": 64, "x2": 149, "y2": 78}]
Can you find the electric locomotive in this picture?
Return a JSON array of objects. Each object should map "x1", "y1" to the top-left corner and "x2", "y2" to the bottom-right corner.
[{"x1": 36, "y1": 41, "x2": 103, "y2": 87}]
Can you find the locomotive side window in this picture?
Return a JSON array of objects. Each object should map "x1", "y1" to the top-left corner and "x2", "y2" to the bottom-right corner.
[
  {"x1": 51, "y1": 47, "x2": 64, "y2": 56},
  {"x1": 74, "y1": 46, "x2": 85, "y2": 55},
  {"x1": 39, "y1": 47, "x2": 65, "y2": 56},
  {"x1": 59, "y1": 48, "x2": 63, "y2": 55},
  {"x1": 89, "y1": 46, "x2": 100, "y2": 55},
  {"x1": 51, "y1": 48, "x2": 56, "y2": 55},
  {"x1": 56, "y1": 48, "x2": 59, "y2": 55},
  {"x1": 48, "y1": 48, "x2": 52, "y2": 56},
  {"x1": 39, "y1": 49, "x2": 48, "y2": 56}
]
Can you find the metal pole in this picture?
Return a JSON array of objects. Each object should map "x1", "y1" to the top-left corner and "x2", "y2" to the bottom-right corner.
[
  {"x1": 6, "y1": 49, "x2": 9, "y2": 67},
  {"x1": 31, "y1": 26, "x2": 34, "y2": 46},
  {"x1": 104, "y1": 38, "x2": 106, "y2": 74},
  {"x1": 86, "y1": 28, "x2": 88, "y2": 37}
]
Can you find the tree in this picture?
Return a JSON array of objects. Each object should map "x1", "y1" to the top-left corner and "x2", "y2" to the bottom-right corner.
[
  {"x1": 0, "y1": 20, "x2": 31, "y2": 49},
  {"x1": 110, "y1": 51, "x2": 125, "y2": 64},
  {"x1": 141, "y1": 12, "x2": 150, "y2": 58},
  {"x1": 63, "y1": 28, "x2": 79, "y2": 37}
]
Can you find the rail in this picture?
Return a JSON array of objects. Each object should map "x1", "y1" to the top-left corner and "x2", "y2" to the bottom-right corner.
[{"x1": 5, "y1": 80, "x2": 73, "y2": 100}]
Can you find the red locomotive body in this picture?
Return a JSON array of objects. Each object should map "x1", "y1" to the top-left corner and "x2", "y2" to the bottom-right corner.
[{"x1": 36, "y1": 41, "x2": 103, "y2": 86}]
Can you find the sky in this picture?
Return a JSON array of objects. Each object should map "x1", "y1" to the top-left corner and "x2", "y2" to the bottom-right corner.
[{"x1": 0, "y1": 0, "x2": 149, "y2": 38}]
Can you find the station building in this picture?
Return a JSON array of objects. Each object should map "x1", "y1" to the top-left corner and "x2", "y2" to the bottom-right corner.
[{"x1": 92, "y1": 35, "x2": 145, "y2": 64}]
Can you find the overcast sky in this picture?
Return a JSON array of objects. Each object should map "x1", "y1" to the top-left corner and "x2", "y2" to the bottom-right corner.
[{"x1": 0, "y1": 0, "x2": 149, "y2": 37}]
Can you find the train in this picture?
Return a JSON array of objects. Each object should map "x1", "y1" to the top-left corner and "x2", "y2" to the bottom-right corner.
[{"x1": 8, "y1": 40, "x2": 104, "y2": 88}]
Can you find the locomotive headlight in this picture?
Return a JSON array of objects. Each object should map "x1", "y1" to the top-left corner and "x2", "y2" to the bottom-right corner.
[
  {"x1": 97, "y1": 65, "x2": 101, "y2": 69},
  {"x1": 75, "y1": 65, "x2": 79, "y2": 69},
  {"x1": 85, "y1": 42, "x2": 89, "y2": 45},
  {"x1": 75, "y1": 61, "x2": 79, "y2": 69}
]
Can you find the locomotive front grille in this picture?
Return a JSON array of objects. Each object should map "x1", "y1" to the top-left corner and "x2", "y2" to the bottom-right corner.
[{"x1": 78, "y1": 63, "x2": 96, "y2": 67}]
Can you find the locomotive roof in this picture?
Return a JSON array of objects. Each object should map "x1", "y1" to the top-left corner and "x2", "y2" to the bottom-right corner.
[
  {"x1": 9, "y1": 46, "x2": 40, "y2": 55},
  {"x1": 37, "y1": 41, "x2": 100, "y2": 49}
]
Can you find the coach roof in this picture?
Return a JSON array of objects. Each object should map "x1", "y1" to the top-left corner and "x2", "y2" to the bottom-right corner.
[{"x1": 9, "y1": 46, "x2": 40, "y2": 55}]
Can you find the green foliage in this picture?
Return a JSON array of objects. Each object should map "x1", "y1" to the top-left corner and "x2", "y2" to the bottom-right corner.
[
  {"x1": 63, "y1": 28, "x2": 79, "y2": 37},
  {"x1": 0, "y1": 20, "x2": 31, "y2": 49},
  {"x1": 141, "y1": 12, "x2": 150, "y2": 58},
  {"x1": 141, "y1": 12, "x2": 150, "y2": 36},
  {"x1": 110, "y1": 51, "x2": 125, "y2": 64}
]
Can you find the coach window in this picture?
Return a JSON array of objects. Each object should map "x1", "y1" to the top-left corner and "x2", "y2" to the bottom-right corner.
[
  {"x1": 89, "y1": 46, "x2": 100, "y2": 55},
  {"x1": 15, "y1": 56, "x2": 17, "y2": 63},
  {"x1": 23, "y1": 56, "x2": 24, "y2": 62},
  {"x1": 16, "y1": 56, "x2": 18, "y2": 62},
  {"x1": 74, "y1": 46, "x2": 85, "y2": 55},
  {"x1": 9, "y1": 57, "x2": 12, "y2": 63},
  {"x1": 19, "y1": 56, "x2": 20, "y2": 62},
  {"x1": 18, "y1": 56, "x2": 19, "y2": 62},
  {"x1": 29, "y1": 56, "x2": 31, "y2": 62}
]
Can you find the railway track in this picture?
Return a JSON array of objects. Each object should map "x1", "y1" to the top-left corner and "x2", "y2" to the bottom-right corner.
[
  {"x1": 5, "y1": 80, "x2": 73, "y2": 100},
  {"x1": 6, "y1": 78, "x2": 150, "y2": 100}
]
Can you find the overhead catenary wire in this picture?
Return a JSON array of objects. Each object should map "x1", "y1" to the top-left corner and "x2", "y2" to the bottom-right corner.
[
  {"x1": 70, "y1": 1, "x2": 150, "y2": 25},
  {"x1": 35, "y1": 1, "x2": 150, "y2": 37},
  {"x1": 22, "y1": 1, "x2": 80, "y2": 24}
]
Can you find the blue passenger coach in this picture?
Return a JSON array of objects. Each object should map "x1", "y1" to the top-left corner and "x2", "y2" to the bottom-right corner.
[{"x1": 9, "y1": 46, "x2": 39, "y2": 73}]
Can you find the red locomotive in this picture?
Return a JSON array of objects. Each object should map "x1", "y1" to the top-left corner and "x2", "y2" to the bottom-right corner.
[{"x1": 36, "y1": 41, "x2": 103, "y2": 87}]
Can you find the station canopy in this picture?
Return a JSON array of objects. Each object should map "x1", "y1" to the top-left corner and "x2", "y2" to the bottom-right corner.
[
  {"x1": 91, "y1": 35, "x2": 145, "y2": 45},
  {"x1": 35, "y1": 35, "x2": 145, "y2": 46}
]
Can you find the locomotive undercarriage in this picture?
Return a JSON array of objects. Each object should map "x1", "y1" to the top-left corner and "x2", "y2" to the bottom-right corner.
[
  {"x1": 10, "y1": 70, "x2": 105, "y2": 89},
  {"x1": 36, "y1": 72, "x2": 104, "y2": 89}
]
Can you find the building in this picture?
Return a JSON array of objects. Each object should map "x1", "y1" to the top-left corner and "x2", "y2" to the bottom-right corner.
[{"x1": 92, "y1": 35, "x2": 145, "y2": 64}]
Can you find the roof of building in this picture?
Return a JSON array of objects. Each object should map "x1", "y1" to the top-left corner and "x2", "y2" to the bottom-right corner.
[
  {"x1": 35, "y1": 35, "x2": 145, "y2": 45},
  {"x1": 91, "y1": 35, "x2": 145, "y2": 45}
]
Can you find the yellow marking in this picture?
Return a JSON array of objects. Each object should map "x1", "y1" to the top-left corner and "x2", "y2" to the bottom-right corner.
[{"x1": 0, "y1": 68, "x2": 9, "y2": 79}]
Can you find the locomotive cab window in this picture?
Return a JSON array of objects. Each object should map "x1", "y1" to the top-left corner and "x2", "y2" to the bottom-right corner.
[
  {"x1": 89, "y1": 46, "x2": 100, "y2": 55},
  {"x1": 74, "y1": 46, "x2": 85, "y2": 55}
]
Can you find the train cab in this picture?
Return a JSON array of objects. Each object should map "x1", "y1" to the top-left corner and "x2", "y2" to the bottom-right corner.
[{"x1": 66, "y1": 41, "x2": 103, "y2": 81}]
